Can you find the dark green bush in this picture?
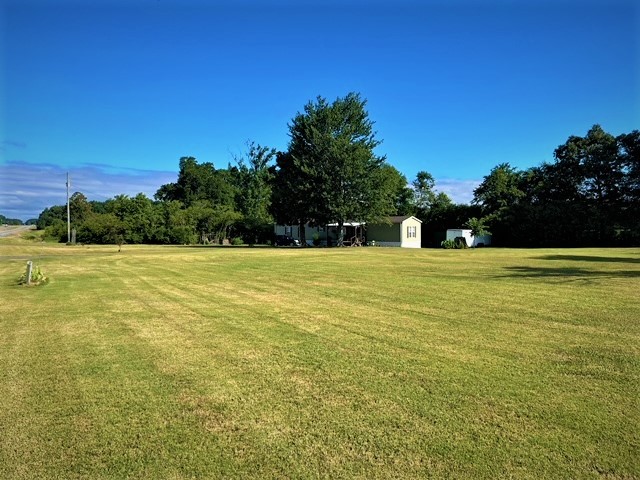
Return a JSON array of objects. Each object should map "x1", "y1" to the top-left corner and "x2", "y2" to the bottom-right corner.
[
  {"x1": 441, "y1": 239, "x2": 456, "y2": 249},
  {"x1": 454, "y1": 236, "x2": 468, "y2": 249}
]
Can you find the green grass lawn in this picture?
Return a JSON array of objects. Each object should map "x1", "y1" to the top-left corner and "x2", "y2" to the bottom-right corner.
[{"x1": 1, "y1": 238, "x2": 638, "y2": 479}]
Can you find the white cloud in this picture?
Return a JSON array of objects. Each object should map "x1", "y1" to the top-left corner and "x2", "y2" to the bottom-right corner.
[
  {"x1": 0, "y1": 161, "x2": 176, "y2": 221},
  {"x1": 434, "y1": 177, "x2": 480, "y2": 205}
]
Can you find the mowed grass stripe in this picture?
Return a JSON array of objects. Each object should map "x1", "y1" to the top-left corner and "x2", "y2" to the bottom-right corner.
[
  {"x1": 1, "y1": 302, "x2": 240, "y2": 476},
  {"x1": 105, "y1": 256, "x2": 453, "y2": 477},
  {"x1": 1, "y1": 242, "x2": 638, "y2": 478},
  {"x1": 97, "y1": 252, "x2": 533, "y2": 475},
  {"x1": 112, "y1": 249, "x2": 636, "y2": 474}
]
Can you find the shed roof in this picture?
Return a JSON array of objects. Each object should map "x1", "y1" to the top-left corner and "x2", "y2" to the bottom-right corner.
[{"x1": 387, "y1": 215, "x2": 422, "y2": 224}]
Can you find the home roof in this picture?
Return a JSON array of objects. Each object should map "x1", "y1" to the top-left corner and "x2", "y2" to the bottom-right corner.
[{"x1": 326, "y1": 221, "x2": 365, "y2": 227}]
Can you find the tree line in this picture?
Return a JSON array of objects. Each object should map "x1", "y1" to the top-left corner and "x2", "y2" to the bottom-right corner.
[
  {"x1": 474, "y1": 125, "x2": 639, "y2": 247},
  {"x1": 34, "y1": 93, "x2": 639, "y2": 247},
  {"x1": 0, "y1": 214, "x2": 29, "y2": 225}
]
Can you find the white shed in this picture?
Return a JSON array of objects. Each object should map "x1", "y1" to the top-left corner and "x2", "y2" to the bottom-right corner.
[
  {"x1": 446, "y1": 229, "x2": 491, "y2": 247},
  {"x1": 367, "y1": 216, "x2": 422, "y2": 248}
]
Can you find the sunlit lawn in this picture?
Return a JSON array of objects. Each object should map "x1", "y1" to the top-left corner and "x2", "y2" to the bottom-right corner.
[{"x1": 1, "y1": 237, "x2": 638, "y2": 479}]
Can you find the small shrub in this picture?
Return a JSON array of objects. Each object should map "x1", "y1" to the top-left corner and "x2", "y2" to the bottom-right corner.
[
  {"x1": 312, "y1": 232, "x2": 321, "y2": 246},
  {"x1": 18, "y1": 264, "x2": 48, "y2": 286},
  {"x1": 21, "y1": 230, "x2": 43, "y2": 242},
  {"x1": 230, "y1": 237, "x2": 244, "y2": 246},
  {"x1": 43, "y1": 221, "x2": 66, "y2": 242},
  {"x1": 454, "y1": 237, "x2": 468, "y2": 249},
  {"x1": 441, "y1": 238, "x2": 469, "y2": 249},
  {"x1": 441, "y1": 239, "x2": 456, "y2": 249}
]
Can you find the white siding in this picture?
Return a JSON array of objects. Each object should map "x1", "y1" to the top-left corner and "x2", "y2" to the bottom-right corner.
[
  {"x1": 400, "y1": 218, "x2": 422, "y2": 248},
  {"x1": 446, "y1": 229, "x2": 491, "y2": 247}
]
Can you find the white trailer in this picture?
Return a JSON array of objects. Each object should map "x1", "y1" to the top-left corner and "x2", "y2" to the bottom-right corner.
[{"x1": 446, "y1": 229, "x2": 491, "y2": 247}]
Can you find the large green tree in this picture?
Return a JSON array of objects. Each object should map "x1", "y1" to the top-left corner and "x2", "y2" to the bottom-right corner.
[
  {"x1": 232, "y1": 141, "x2": 277, "y2": 243},
  {"x1": 618, "y1": 130, "x2": 640, "y2": 241},
  {"x1": 375, "y1": 164, "x2": 415, "y2": 217},
  {"x1": 412, "y1": 171, "x2": 437, "y2": 212},
  {"x1": 69, "y1": 192, "x2": 92, "y2": 227},
  {"x1": 285, "y1": 92, "x2": 394, "y2": 245},
  {"x1": 411, "y1": 170, "x2": 453, "y2": 219},
  {"x1": 105, "y1": 193, "x2": 164, "y2": 244},
  {"x1": 472, "y1": 163, "x2": 524, "y2": 245},
  {"x1": 77, "y1": 213, "x2": 124, "y2": 245},
  {"x1": 155, "y1": 156, "x2": 241, "y2": 243},
  {"x1": 36, "y1": 204, "x2": 67, "y2": 230},
  {"x1": 549, "y1": 125, "x2": 632, "y2": 245},
  {"x1": 271, "y1": 150, "x2": 316, "y2": 245},
  {"x1": 474, "y1": 125, "x2": 640, "y2": 247},
  {"x1": 473, "y1": 163, "x2": 524, "y2": 214},
  {"x1": 155, "y1": 156, "x2": 236, "y2": 209}
]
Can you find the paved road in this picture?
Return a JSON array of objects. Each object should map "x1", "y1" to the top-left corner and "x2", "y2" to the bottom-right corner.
[{"x1": 0, "y1": 225, "x2": 35, "y2": 238}]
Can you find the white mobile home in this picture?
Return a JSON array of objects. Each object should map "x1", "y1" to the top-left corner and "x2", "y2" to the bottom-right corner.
[
  {"x1": 274, "y1": 222, "x2": 364, "y2": 246},
  {"x1": 274, "y1": 216, "x2": 422, "y2": 248}
]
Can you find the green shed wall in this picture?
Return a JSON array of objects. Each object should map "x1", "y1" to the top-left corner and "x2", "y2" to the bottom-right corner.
[{"x1": 367, "y1": 224, "x2": 401, "y2": 243}]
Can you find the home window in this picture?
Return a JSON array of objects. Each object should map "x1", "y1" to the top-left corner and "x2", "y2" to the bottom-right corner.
[
  {"x1": 285, "y1": 226, "x2": 292, "y2": 235},
  {"x1": 407, "y1": 225, "x2": 417, "y2": 238}
]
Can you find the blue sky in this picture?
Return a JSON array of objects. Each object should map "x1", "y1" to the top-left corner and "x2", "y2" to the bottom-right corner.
[{"x1": 1, "y1": 0, "x2": 638, "y2": 221}]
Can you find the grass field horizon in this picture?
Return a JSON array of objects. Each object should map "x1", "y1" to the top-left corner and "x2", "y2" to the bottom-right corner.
[{"x1": 1, "y1": 237, "x2": 638, "y2": 478}]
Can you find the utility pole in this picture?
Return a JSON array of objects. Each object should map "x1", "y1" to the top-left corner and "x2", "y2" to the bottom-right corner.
[{"x1": 66, "y1": 172, "x2": 71, "y2": 243}]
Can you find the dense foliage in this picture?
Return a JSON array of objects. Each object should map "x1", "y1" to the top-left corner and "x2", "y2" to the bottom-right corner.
[
  {"x1": 37, "y1": 93, "x2": 413, "y2": 246},
  {"x1": 473, "y1": 125, "x2": 640, "y2": 247},
  {"x1": 280, "y1": 93, "x2": 399, "y2": 245},
  {"x1": 33, "y1": 94, "x2": 638, "y2": 248}
]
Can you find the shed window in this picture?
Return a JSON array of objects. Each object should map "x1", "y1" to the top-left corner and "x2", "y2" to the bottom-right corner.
[{"x1": 407, "y1": 225, "x2": 417, "y2": 238}]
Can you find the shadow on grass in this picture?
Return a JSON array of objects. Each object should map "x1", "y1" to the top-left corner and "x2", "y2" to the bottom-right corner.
[
  {"x1": 175, "y1": 245, "x2": 327, "y2": 249},
  {"x1": 500, "y1": 266, "x2": 640, "y2": 281},
  {"x1": 171, "y1": 244, "x2": 274, "y2": 249},
  {"x1": 534, "y1": 254, "x2": 640, "y2": 264}
]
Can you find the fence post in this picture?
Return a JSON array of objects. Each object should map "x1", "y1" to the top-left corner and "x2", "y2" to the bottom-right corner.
[{"x1": 26, "y1": 261, "x2": 33, "y2": 285}]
